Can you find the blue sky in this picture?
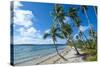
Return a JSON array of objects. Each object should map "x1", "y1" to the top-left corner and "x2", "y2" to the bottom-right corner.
[{"x1": 12, "y1": 1, "x2": 97, "y2": 44}]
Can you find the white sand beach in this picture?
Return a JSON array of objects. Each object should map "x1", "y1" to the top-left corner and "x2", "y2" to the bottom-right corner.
[{"x1": 15, "y1": 46, "x2": 84, "y2": 66}]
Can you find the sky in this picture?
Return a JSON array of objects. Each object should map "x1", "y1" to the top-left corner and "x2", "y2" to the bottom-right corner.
[{"x1": 12, "y1": 1, "x2": 97, "y2": 44}]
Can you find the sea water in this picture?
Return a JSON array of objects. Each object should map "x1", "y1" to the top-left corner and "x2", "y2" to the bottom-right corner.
[{"x1": 12, "y1": 44, "x2": 66, "y2": 64}]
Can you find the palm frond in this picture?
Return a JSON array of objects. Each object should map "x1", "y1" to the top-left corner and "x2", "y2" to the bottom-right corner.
[
  {"x1": 56, "y1": 33, "x2": 65, "y2": 39},
  {"x1": 43, "y1": 33, "x2": 51, "y2": 39}
]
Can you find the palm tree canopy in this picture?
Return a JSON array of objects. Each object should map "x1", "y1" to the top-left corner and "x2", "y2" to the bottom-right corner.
[
  {"x1": 51, "y1": 4, "x2": 65, "y2": 25},
  {"x1": 67, "y1": 7, "x2": 78, "y2": 18},
  {"x1": 67, "y1": 7, "x2": 81, "y2": 27},
  {"x1": 43, "y1": 26, "x2": 65, "y2": 41},
  {"x1": 62, "y1": 24, "x2": 72, "y2": 35}
]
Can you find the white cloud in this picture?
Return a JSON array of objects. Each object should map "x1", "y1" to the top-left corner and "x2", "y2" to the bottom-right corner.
[
  {"x1": 73, "y1": 25, "x2": 89, "y2": 40},
  {"x1": 15, "y1": 27, "x2": 56, "y2": 44},
  {"x1": 17, "y1": 27, "x2": 36, "y2": 36},
  {"x1": 79, "y1": 25, "x2": 89, "y2": 32},
  {"x1": 14, "y1": 35, "x2": 66, "y2": 44},
  {"x1": 16, "y1": 27, "x2": 42, "y2": 38},
  {"x1": 14, "y1": 10, "x2": 33, "y2": 28},
  {"x1": 45, "y1": 29, "x2": 50, "y2": 33},
  {"x1": 64, "y1": 17, "x2": 73, "y2": 24},
  {"x1": 14, "y1": 1, "x2": 23, "y2": 9},
  {"x1": 13, "y1": 1, "x2": 37, "y2": 28},
  {"x1": 14, "y1": 36, "x2": 32, "y2": 44},
  {"x1": 14, "y1": 35, "x2": 53, "y2": 44}
]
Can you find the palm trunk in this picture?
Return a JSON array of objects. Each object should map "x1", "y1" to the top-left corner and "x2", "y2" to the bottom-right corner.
[
  {"x1": 83, "y1": 7, "x2": 91, "y2": 25},
  {"x1": 93, "y1": 6, "x2": 97, "y2": 17},
  {"x1": 66, "y1": 31, "x2": 80, "y2": 55},
  {"x1": 71, "y1": 39, "x2": 80, "y2": 55},
  {"x1": 83, "y1": 32, "x2": 91, "y2": 48},
  {"x1": 60, "y1": 19, "x2": 80, "y2": 55},
  {"x1": 53, "y1": 40, "x2": 67, "y2": 60},
  {"x1": 63, "y1": 30, "x2": 80, "y2": 55},
  {"x1": 53, "y1": 40, "x2": 59, "y2": 55},
  {"x1": 80, "y1": 34, "x2": 87, "y2": 48}
]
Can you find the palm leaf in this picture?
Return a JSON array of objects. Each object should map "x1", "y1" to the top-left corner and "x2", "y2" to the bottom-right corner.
[
  {"x1": 56, "y1": 33, "x2": 64, "y2": 39},
  {"x1": 43, "y1": 33, "x2": 51, "y2": 39}
]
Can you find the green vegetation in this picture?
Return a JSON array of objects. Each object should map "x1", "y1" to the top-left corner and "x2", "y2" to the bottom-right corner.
[
  {"x1": 85, "y1": 55, "x2": 97, "y2": 61},
  {"x1": 82, "y1": 48, "x2": 97, "y2": 61}
]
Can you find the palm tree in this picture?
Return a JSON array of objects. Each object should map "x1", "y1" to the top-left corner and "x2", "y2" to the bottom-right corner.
[
  {"x1": 62, "y1": 24, "x2": 80, "y2": 55},
  {"x1": 66, "y1": 7, "x2": 87, "y2": 53},
  {"x1": 43, "y1": 26, "x2": 67, "y2": 60},
  {"x1": 53, "y1": 4, "x2": 80, "y2": 55}
]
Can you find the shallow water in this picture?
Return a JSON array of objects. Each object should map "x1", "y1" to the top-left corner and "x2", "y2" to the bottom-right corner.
[{"x1": 11, "y1": 44, "x2": 66, "y2": 64}]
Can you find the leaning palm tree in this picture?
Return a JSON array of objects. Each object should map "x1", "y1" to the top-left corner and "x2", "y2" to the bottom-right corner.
[
  {"x1": 67, "y1": 7, "x2": 91, "y2": 48},
  {"x1": 62, "y1": 24, "x2": 80, "y2": 55},
  {"x1": 43, "y1": 27, "x2": 58, "y2": 54},
  {"x1": 43, "y1": 26, "x2": 67, "y2": 60},
  {"x1": 66, "y1": 7, "x2": 85, "y2": 49},
  {"x1": 52, "y1": 4, "x2": 80, "y2": 55}
]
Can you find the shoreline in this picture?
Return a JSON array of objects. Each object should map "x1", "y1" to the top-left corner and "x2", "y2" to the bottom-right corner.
[{"x1": 15, "y1": 46, "x2": 84, "y2": 66}]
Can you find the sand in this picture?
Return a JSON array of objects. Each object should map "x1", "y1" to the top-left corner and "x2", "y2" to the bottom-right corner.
[{"x1": 15, "y1": 46, "x2": 84, "y2": 66}]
